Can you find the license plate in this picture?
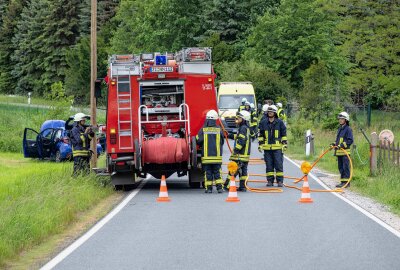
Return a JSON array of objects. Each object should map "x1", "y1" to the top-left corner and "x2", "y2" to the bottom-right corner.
[{"x1": 151, "y1": 66, "x2": 173, "y2": 73}]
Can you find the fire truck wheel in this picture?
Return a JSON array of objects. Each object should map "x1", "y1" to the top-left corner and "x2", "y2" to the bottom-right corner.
[
  {"x1": 191, "y1": 136, "x2": 197, "y2": 168},
  {"x1": 134, "y1": 139, "x2": 141, "y2": 170}
]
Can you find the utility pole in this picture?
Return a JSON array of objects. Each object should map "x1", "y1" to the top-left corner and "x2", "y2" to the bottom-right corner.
[{"x1": 90, "y1": 0, "x2": 97, "y2": 168}]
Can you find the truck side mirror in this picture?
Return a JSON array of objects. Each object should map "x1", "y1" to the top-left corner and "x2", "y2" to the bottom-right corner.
[{"x1": 95, "y1": 79, "x2": 103, "y2": 98}]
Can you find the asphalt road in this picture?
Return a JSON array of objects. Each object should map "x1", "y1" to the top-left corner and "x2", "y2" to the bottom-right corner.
[{"x1": 47, "y1": 141, "x2": 400, "y2": 270}]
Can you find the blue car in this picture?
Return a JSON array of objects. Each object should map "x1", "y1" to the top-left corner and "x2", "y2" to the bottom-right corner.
[{"x1": 23, "y1": 119, "x2": 104, "y2": 162}]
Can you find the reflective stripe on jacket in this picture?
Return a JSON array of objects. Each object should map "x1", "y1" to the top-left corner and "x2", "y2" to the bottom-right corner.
[
  {"x1": 277, "y1": 108, "x2": 287, "y2": 122},
  {"x1": 250, "y1": 109, "x2": 258, "y2": 127},
  {"x1": 258, "y1": 118, "x2": 287, "y2": 150},
  {"x1": 230, "y1": 123, "x2": 251, "y2": 162},
  {"x1": 196, "y1": 122, "x2": 224, "y2": 164},
  {"x1": 335, "y1": 124, "x2": 353, "y2": 156},
  {"x1": 71, "y1": 124, "x2": 93, "y2": 157}
]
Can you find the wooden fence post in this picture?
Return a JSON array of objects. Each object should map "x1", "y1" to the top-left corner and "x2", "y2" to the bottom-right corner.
[{"x1": 370, "y1": 132, "x2": 378, "y2": 175}]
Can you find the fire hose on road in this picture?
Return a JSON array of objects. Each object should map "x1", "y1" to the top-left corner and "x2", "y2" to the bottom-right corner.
[{"x1": 218, "y1": 118, "x2": 353, "y2": 193}]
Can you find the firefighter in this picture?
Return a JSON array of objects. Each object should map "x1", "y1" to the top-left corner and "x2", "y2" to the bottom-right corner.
[
  {"x1": 250, "y1": 103, "x2": 258, "y2": 141},
  {"x1": 224, "y1": 110, "x2": 252, "y2": 192},
  {"x1": 238, "y1": 97, "x2": 247, "y2": 111},
  {"x1": 196, "y1": 110, "x2": 225, "y2": 193},
  {"x1": 330, "y1": 112, "x2": 353, "y2": 188},
  {"x1": 258, "y1": 105, "x2": 287, "y2": 187},
  {"x1": 276, "y1": 102, "x2": 287, "y2": 125},
  {"x1": 70, "y1": 112, "x2": 94, "y2": 177},
  {"x1": 259, "y1": 104, "x2": 269, "y2": 122}
]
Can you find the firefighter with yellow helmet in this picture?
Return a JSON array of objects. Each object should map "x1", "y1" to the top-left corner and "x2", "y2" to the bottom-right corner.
[
  {"x1": 196, "y1": 110, "x2": 225, "y2": 193},
  {"x1": 224, "y1": 110, "x2": 252, "y2": 192}
]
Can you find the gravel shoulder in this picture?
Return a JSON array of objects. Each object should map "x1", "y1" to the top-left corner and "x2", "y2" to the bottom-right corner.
[{"x1": 291, "y1": 158, "x2": 400, "y2": 234}]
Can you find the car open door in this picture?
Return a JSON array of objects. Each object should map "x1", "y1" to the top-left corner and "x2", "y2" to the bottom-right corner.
[
  {"x1": 23, "y1": 128, "x2": 41, "y2": 158},
  {"x1": 39, "y1": 128, "x2": 60, "y2": 158}
]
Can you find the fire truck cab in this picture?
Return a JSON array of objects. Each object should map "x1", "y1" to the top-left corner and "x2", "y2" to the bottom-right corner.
[{"x1": 105, "y1": 48, "x2": 218, "y2": 188}]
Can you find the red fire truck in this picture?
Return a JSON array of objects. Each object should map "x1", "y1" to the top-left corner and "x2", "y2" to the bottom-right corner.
[{"x1": 105, "y1": 48, "x2": 218, "y2": 188}]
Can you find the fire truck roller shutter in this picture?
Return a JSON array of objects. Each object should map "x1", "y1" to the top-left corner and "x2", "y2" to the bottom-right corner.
[{"x1": 142, "y1": 137, "x2": 189, "y2": 164}]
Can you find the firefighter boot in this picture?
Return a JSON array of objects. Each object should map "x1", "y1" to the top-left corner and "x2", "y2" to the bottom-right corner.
[
  {"x1": 266, "y1": 181, "x2": 273, "y2": 187},
  {"x1": 205, "y1": 186, "x2": 213, "y2": 193},
  {"x1": 277, "y1": 182, "x2": 283, "y2": 187},
  {"x1": 336, "y1": 181, "x2": 350, "y2": 188},
  {"x1": 223, "y1": 179, "x2": 230, "y2": 191},
  {"x1": 216, "y1": 184, "x2": 223, "y2": 193},
  {"x1": 237, "y1": 180, "x2": 247, "y2": 192}
]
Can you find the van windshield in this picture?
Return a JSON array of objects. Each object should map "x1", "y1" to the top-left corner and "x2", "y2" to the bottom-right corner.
[{"x1": 218, "y1": 95, "x2": 255, "y2": 109}]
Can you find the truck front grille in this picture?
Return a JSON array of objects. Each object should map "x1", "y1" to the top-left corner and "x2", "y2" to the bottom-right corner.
[{"x1": 225, "y1": 117, "x2": 236, "y2": 128}]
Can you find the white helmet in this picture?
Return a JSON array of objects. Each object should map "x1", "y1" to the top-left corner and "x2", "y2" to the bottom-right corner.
[
  {"x1": 276, "y1": 102, "x2": 283, "y2": 108},
  {"x1": 267, "y1": 105, "x2": 278, "y2": 113},
  {"x1": 241, "y1": 97, "x2": 247, "y2": 103},
  {"x1": 262, "y1": 104, "x2": 269, "y2": 112},
  {"x1": 250, "y1": 103, "x2": 255, "y2": 109},
  {"x1": 338, "y1": 111, "x2": 350, "y2": 121},
  {"x1": 73, "y1": 112, "x2": 89, "y2": 122},
  {"x1": 245, "y1": 101, "x2": 250, "y2": 106},
  {"x1": 206, "y1": 109, "x2": 218, "y2": 120},
  {"x1": 237, "y1": 110, "x2": 251, "y2": 122}
]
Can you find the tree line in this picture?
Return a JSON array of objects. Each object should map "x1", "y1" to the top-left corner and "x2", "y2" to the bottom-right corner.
[{"x1": 0, "y1": 0, "x2": 399, "y2": 115}]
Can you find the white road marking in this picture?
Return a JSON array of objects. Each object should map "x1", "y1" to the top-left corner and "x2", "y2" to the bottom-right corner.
[
  {"x1": 284, "y1": 156, "x2": 400, "y2": 238},
  {"x1": 40, "y1": 180, "x2": 147, "y2": 270}
]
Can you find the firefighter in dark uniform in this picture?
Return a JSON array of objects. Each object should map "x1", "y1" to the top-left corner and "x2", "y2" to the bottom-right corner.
[
  {"x1": 331, "y1": 112, "x2": 353, "y2": 188},
  {"x1": 224, "y1": 110, "x2": 252, "y2": 192},
  {"x1": 196, "y1": 110, "x2": 225, "y2": 193},
  {"x1": 258, "y1": 105, "x2": 287, "y2": 187},
  {"x1": 238, "y1": 97, "x2": 247, "y2": 112},
  {"x1": 71, "y1": 113, "x2": 94, "y2": 176}
]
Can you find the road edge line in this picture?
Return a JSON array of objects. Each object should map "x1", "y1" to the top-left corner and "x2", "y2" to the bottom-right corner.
[
  {"x1": 284, "y1": 156, "x2": 400, "y2": 238},
  {"x1": 40, "y1": 180, "x2": 147, "y2": 270}
]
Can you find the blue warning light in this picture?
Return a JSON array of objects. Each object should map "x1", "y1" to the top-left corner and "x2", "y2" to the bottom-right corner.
[{"x1": 155, "y1": 55, "x2": 167, "y2": 65}]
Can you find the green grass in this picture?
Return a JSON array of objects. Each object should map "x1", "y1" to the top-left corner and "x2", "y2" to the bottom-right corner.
[
  {"x1": 0, "y1": 153, "x2": 113, "y2": 267},
  {"x1": 286, "y1": 111, "x2": 400, "y2": 215},
  {"x1": 0, "y1": 103, "x2": 106, "y2": 153},
  {"x1": 0, "y1": 94, "x2": 57, "y2": 106},
  {"x1": 0, "y1": 104, "x2": 71, "y2": 153}
]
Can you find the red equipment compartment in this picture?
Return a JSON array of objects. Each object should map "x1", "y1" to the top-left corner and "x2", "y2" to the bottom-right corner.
[{"x1": 142, "y1": 137, "x2": 189, "y2": 164}]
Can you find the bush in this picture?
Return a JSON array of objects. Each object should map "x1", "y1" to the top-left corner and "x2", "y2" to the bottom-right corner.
[{"x1": 321, "y1": 117, "x2": 339, "y2": 130}]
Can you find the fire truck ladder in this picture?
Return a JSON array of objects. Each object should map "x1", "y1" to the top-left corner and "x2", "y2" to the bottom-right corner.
[
  {"x1": 116, "y1": 68, "x2": 133, "y2": 150},
  {"x1": 138, "y1": 104, "x2": 192, "y2": 166}
]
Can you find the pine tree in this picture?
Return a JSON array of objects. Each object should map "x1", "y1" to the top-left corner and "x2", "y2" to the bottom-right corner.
[
  {"x1": 0, "y1": 0, "x2": 10, "y2": 27},
  {"x1": 79, "y1": 0, "x2": 120, "y2": 36},
  {"x1": 0, "y1": 0, "x2": 26, "y2": 94},
  {"x1": 40, "y1": 0, "x2": 81, "y2": 94},
  {"x1": 11, "y1": 0, "x2": 50, "y2": 95}
]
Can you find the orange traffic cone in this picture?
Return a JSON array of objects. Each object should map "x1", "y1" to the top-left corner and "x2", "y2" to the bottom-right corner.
[
  {"x1": 157, "y1": 175, "x2": 171, "y2": 202},
  {"x1": 299, "y1": 175, "x2": 313, "y2": 203},
  {"x1": 226, "y1": 175, "x2": 240, "y2": 202}
]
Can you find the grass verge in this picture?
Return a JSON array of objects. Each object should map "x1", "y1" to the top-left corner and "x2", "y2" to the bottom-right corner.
[
  {"x1": 0, "y1": 153, "x2": 114, "y2": 267},
  {"x1": 286, "y1": 111, "x2": 400, "y2": 215}
]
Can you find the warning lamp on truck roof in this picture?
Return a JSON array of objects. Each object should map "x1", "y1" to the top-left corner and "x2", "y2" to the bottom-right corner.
[
  {"x1": 180, "y1": 47, "x2": 211, "y2": 62},
  {"x1": 141, "y1": 53, "x2": 154, "y2": 61},
  {"x1": 155, "y1": 55, "x2": 167, "y2": 65}
]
